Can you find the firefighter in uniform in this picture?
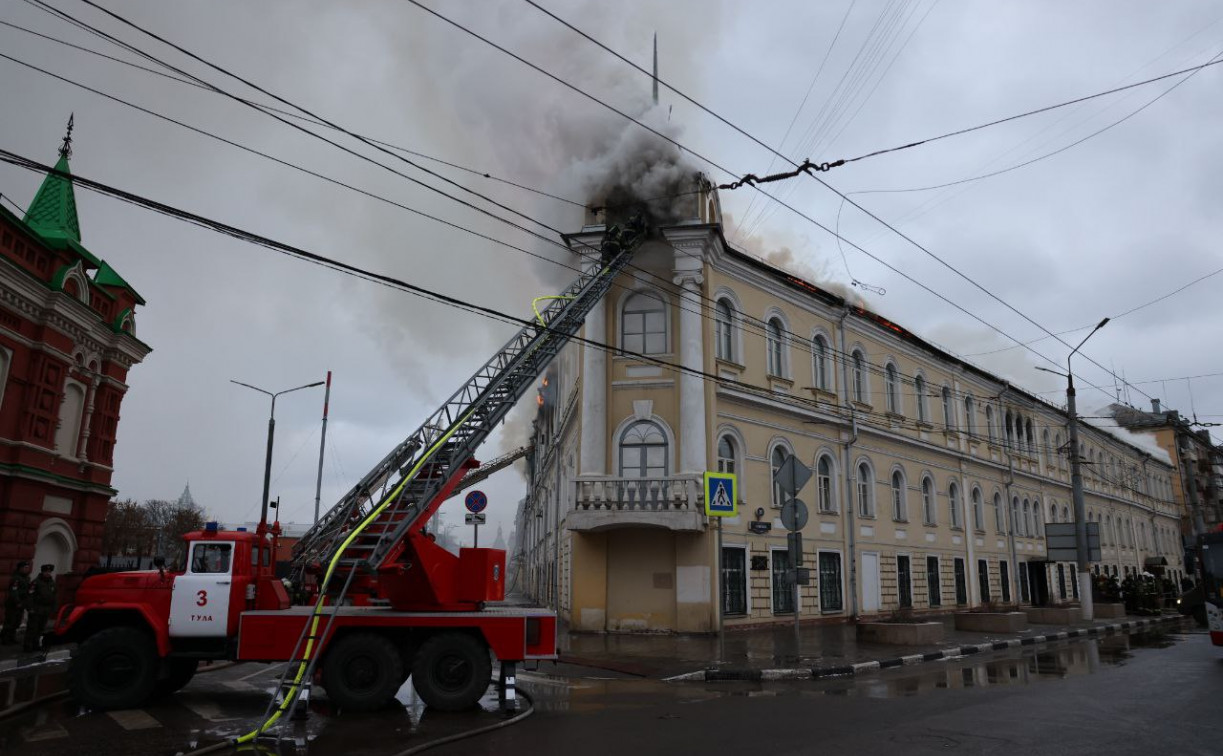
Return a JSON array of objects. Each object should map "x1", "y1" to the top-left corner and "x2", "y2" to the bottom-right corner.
[
  {"x1": 2, "y1": 561, "x2": 32, "y2": 645},
  {"x1": 23, "y1": 564, "x2": 57, "y2": 653}
]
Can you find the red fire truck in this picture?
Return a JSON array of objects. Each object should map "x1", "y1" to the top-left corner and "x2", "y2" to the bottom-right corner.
[{"x1": 48, "y1": 219, "x2": 645, "y2": 725}]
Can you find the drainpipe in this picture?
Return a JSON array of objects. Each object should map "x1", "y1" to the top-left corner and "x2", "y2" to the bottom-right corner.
[{"x1": 836, "y1": 306, "x2": 860, "y2": 618}]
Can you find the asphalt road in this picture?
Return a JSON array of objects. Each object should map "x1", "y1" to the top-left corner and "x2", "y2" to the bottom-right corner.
[
  {"x1": 2, "y1": 625, "x2": 1218, "y2": 755},
  {"x1": 450, "y1": 626, "x2": 1223, "y2": 756}
]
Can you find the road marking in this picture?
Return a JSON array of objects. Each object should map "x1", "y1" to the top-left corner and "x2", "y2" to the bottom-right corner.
[
  {"x1": 107, "y1": 709, "x2": 162, "y2": 730},
  {"x1": 223, "y1": 680, "x2": 254, "y2": 691},
  {"x1": 238, "y1": 662, "x2": 286, "y2": 682},
  {"x1": 179, "y1": 698, "x2": 234, "y2": 722},
  {"x1": 22, "y1": 722, "x2": 69, "y2": 741}
]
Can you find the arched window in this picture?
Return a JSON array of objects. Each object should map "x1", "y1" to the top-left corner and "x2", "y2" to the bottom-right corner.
[
  {"x1": 852, "y1": 350, "x2": 866, "y2": 403},
  {"x1": 922, "y1": 477, "x2": 936, "y2": 525},
  {"x1": 714, "y1": 299, "x2": 735, "y2": 362},
  {"x1": 1033, "y1": 499, "x2": 1042, "y2": 534},
  {"x1": 622, "y1": 291, "x2": 667, "y2": 354},
  {"x1": 885, "y1": 363, "x2": 899, "y2": 414},
  {"x1": 971, "y1": 487, "x2": 984, "y2": 531},
  {"x1": 857, "y1": 461, "x2": 875, "y2": 517},
  {"x1": 891, "y1": 470, "x2": 907, "y2": 521},
  {"x1": 942, "y1": 387, "x2": 955, "y2": 429},
  {"x1": 812, "y1": 335, "x2": 830, "y2": 390},
  {"x1": 914, "y1": 375, "x2": 928, "y2": 422},
  {"x1": 1005, "y1": 411, "x2": 1014, "y2": 446},
  {"x1": 55, "y1": 381, "x2": 86, "y2": 458},
  {"x1": 717, "y1": 434, "x2": 736, "y2": 475},
  {"x1": 817, "y1": 455, "x2": 834, "y2": 513},
  {"x1": 1049, "y1": 502, "x2": 1058, "y2": 524},
  {"x1": 993, "y1": 492, "x2": 1004, "y2": 533},
  {"x1": 964, "y1": 396, "x2": 976, "y2": 435},
  {"x1": 618, "y1": 420, "x2": 668, "y2": 478},
  {"x1": 771, "y1": 446, "x2": 789, "y2": 508},
  {"x1": 1042, "y1": 430, "x2": 1051, "y2": 467},
  {"x1": 949, "y1": 482, "x2": 962, "y2": 529},
  {"x1": 985, "y1": 404, "x2": 995, "y2": 442},
  {"x1": 1023, "y1": 499, "x2": 1033, "y2": 536},
  {"x1": 1011, "y1": 497, "x2": 1021, "y2": 536},
  {"x1": 1104, "y1": 515, "x2": 1112, "y2": 546},
  {"x1": 766, "y1": 317, "x2": 784, "y2": 376},
  {"x1": 1025, "y1": 419, "x2": 1034, "y2": 451},
  {"x1": 1062, "y1": 505, "x2": 1069, "y2": 523},
  {"x1": 1053, "y1": 433, "x2": 1062, "y2": 470},
  {"x1": 33, "y1": 518, "x2": 76, "y2": 575}
]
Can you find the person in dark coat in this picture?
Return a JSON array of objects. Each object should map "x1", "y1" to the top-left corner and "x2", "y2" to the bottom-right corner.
[
  {"x1": 1, "y1": 561, "x2": 32, "y2": 645},
  {"x1": 23, "y1": 564, "x2": 57, "y2": 653}
]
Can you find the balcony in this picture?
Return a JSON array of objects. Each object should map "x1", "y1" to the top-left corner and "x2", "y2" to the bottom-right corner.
[{"x1": 569, "y1": 475, "x2": 706, "y2": 532}]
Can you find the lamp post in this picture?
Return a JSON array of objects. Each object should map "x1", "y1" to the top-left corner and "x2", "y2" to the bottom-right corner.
[
  {"x1": 1036, "y1": 316, "x2": 1109, "y2": 621},
  {"x1": 231, "y1": 379, "x2": 325, "y2": 527}
]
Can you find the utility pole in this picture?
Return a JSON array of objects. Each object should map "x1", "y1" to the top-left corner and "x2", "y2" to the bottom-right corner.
[
  {"x1": 1037, "y1": 317, "x2": 1108, "y2": 622},
  {"x1": 313, "y1": 371, "x2": 332, "y2": 524}
]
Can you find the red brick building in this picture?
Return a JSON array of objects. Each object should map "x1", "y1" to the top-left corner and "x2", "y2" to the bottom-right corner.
[{"x1": 0, "y1": 121, "x2": 150, "y2": 596}]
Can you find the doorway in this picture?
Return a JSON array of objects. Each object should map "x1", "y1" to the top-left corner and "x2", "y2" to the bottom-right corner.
[{"x1": 1027, "y1": 561, "x2": 1050, "y2": 606}]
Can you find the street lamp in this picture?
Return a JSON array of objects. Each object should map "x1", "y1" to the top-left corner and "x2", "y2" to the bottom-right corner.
[
  {"x1": 1035, "y1": 316, "x2": 1109, "y2": 621},
  {"x1": 230, "y1": 379, "x2": 325, "y2": 527}
]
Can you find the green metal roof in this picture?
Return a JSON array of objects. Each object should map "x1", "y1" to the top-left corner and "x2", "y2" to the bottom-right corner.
[
  {"x1": 94, "y1": 260, "x2": 146, "y2": 305},
  {"x1": 23, "y1": 153, "x2": 81, "y2": 245}
]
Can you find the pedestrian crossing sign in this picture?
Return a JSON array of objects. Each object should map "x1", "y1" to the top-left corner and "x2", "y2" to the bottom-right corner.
[{"x1": 704, "y1": 471, "x2": 737, "y2": 517}]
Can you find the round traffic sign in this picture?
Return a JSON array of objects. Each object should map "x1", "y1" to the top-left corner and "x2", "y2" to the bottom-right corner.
[
  {"x1": 780, "y1": 498, "x2": 808, "y2": 532},
  {"x1": 465, "y1": 490, "x2": 488, "y2": 513}
]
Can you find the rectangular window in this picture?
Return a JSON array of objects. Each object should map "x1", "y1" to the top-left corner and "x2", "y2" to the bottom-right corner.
[
  {"x1": 977, "y1": 559, "x2": 991, "y2": 603},
  {"x1": 1070, "y1": 565, "x2": 1079, "y2": 600},
  {"x1": 926, "y1": 556, "x2": 941, "y2": 606},
  {"x1": 818, "y1": 552, "x2": 843, "y2": 612},
  {"x1": 1000, "y1": 560, "x2": 1011, "y2": 603},
  {"x1": 1019, "y1": 562, "x2": 1030, "y2": 603},
  {"x1": 722, "y1": 547, "x2": 747, "y2": 615},
  {"x1": 771, "y1": 550, "x2": 795, "y2": 614},
  {"x1": 1057, "y1": 563, "x2": 1067, "y2": 600},
  {"x1": 897, "y1": 555, "x2": 912, "y2": 608},
  {"x1": 191, "y1": 543, "x2": 233, "y2": 574},
  {"x1": 954, "y1": 558, "x2": 968, "y2": 605}
]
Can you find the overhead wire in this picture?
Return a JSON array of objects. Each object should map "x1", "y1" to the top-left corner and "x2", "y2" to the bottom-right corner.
[
  {"x1": 1, "y1": 149, "x2": 1158, "y2": 467},
  {"x1": 5, "y1": 4, "x2": 1092, "y2": 415},
  {"x1": 0, "y1": 17, "x2": 588, "y2": 211}
]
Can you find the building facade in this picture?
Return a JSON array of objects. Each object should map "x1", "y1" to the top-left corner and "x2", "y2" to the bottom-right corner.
[
  {"x1": 1111, "y1": 401, "x2": 1223, "y2": 543},
  {"x1": 517, "y1": 184, "x2": 1183, "y2": 633},
  {"x1": 0, "y1": 124, "x2": 150, "y2": 598}
]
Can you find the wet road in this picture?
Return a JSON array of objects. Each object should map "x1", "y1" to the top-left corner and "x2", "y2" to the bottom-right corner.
[
  {"x1": 2, "y1": 625, "x2": 1219, "y2": 755},
  {"x1": 453, "y1": 625, "x2": 1223, "y2": 756}
]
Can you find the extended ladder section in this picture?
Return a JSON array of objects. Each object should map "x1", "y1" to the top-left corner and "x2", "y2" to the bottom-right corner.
[
  {"x1": 290, "y1": 219, "x2": 645, "y2": 581},
  {"x1": 444, "y1": 444, "x2": 532, "y2": 502}
]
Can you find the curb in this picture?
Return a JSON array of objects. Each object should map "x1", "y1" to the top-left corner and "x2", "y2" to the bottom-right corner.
[{"x1": 667, "y1": 615, "x2": 1186, "y2": 683}]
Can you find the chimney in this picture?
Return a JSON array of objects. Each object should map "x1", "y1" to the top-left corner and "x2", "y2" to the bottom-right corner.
[{"x1": 1151, "y1": 398, "x2": 1161, "y2": 413}]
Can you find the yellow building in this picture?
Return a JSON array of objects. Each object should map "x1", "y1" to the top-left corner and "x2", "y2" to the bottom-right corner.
[{"x1": 517, "y1": 185, "x2": 1182, "y2": 633}]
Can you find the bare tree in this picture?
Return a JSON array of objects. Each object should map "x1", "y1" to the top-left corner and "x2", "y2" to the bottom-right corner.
[{"x1": 101, "y1": 498, "x2": 207, "y2": 569}]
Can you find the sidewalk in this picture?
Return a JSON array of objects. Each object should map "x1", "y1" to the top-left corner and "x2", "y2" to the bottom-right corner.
[{"x1": 554, "y1": 613, "x2": 1189, "y2": 681}]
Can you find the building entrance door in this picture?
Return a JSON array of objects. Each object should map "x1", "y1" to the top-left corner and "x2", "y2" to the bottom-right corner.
[{"x1": 861, "y1": 552, "x2": 880, "y2": 613}]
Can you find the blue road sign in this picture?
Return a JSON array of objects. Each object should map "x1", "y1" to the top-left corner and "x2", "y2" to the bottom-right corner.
[
  {"x1": 465, "y1": 490, "x2": 488, "y2": 514},
  {"x1": 703, "y1": 472, "x2": 738, "y2": 517}
]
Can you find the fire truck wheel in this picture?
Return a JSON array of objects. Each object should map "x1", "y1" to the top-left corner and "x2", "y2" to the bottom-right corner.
[
  {"x1": 321, "y1": 633, "x2": 405, "y2": 712},
  {"x1": 69, "y1": 627, "x2": 159, "y2": 710},
  {"x1": 154, "y1": 658, "x2": 199, "y2": 696},
  {"x1": 411, "y1": 633, "x2": 492, "y2": 711}
]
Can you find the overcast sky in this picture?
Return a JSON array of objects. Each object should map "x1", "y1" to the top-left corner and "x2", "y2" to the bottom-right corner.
[{"x1": 2, "y1": 1, "x2": 1221, "y2": 549}]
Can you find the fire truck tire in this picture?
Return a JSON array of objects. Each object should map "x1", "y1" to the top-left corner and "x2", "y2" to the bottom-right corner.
[
  {"x1": 69, "y1": 627, "x2": 159, "y2": 710},
  {"x1": 321, "y1": 633, "x2": 405, "y2": 712},
  {"x1": 154, "y1": 659, "x2": 199, "y2": 696},
  {"x1": 411, "y1": 633, "x2": 491, "y2": 711}
]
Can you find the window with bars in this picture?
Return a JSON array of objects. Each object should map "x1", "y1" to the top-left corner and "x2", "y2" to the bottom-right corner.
[
  {"x1": 818, "y1": 552, "x2": 843, "y2": 612},
  {"x1": 977, "y1": 559, "x2": 991, "y2": 603},
  {"x1": 954, "y1": 558, "x2": 968, "y2": 605},
  {"x1": 1000, "y1": 560, "x2": 1011, "y2": 603},
  {"x1": 926, "y1": 556, "x2": 941, "y2": 606},
  {"x1": 897, "y1": 555, "x2": 912, "y2": 608},
  {"x1": 771, "y1": 550, "x2": 795, "y2": 614},
  {"x1": 722, "y1": 547, "x2": 747, "y2": 615}
]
